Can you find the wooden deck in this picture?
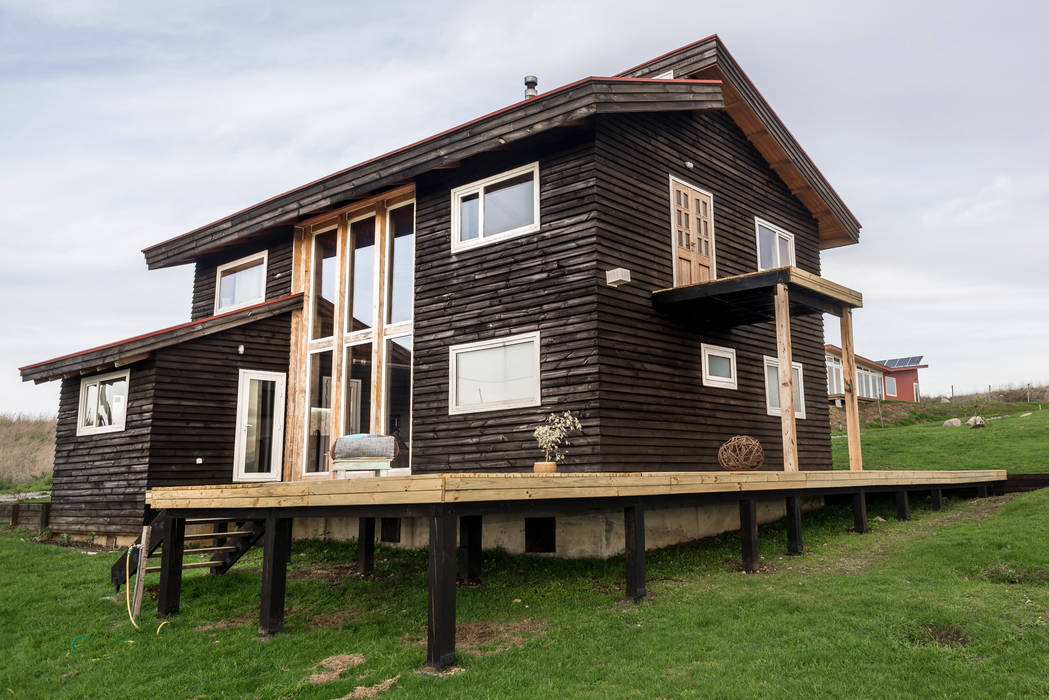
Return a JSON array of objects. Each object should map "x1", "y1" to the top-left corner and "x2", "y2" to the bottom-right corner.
[{"x1": 147, "y1": 469, "x2": 1006, "y2": 510}]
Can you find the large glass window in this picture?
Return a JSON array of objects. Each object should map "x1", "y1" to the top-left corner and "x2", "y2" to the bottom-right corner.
[
  {"x1": 451, "y1": 162, "x2": 539, "y2": 252},
  {"x1": 449, "y1": 332, "x2": 541, "y2": 414},
  {"x1": 311, "y1": 230, "x2": 337, "y2": 340},
  {"x1": 347, "y1": 217, "x2": 375, "y2": 334},
  {"x1": 215, "y1": 252, "x2": 267, "y2": 313},
  {"x1": 387, "y1": 205, "x2": 415, "y2": 325},
  {"x1": 306, "y1": 350, "x2": 333, "y2": 473},
  {"x1": 342, "y1": 343, "x2": 372, "y2": 435},
  {"x1": 857, "y1": 367, "x2": 883, "y2": 400},
  {"x1": 755, "y1": 218, "x2": 795, "y2": 271},
  {"x1": 77, "y1": 369, "x2": 129, "y2": 436},
  {"x1": 763, "y1": 356, "x2": 805, "y2": 419},
  {"x1": 386, "y1": 335, "x2": 413, "y2": 469}
]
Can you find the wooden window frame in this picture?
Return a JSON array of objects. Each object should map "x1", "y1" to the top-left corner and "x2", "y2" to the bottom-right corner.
[
  {"x1": 76, "y1": 368, "x2": 130, "y2": 436},
  {"x1": 450, "y1": 162, "x2": 540, "y2": 253},
  {"x1": 763, "y1": 356, "x2": 805, "y2": 419},
  {"x1": 668, "y1": 175, "x2": 717, "y2": 285},
  {"x1": 700, "y1": 343, "x2": 737, "y2": 390},
  {"x1": 885, "y1": 376, "x2": 897, "y2": 398},
  {"x1": 448, "y1": 331, "x2": 542, "y2": 415},
  {"x1": 233, "y1": 369, "x2": 286, "y2": 483},
  {"x1": 214, "y1": 251, "x2": 268, "y2": 315},
  {"x1": 754, "y1": 217, "x2": 795, "y2": 271},
  {"x1": 381, "y1": 332, "x2": 414, "y2": 475}
]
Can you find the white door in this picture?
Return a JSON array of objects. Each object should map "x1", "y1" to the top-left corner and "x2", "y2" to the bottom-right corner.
[{"x1": 234, "y1": 369, "x2": 287, "y2": 482}]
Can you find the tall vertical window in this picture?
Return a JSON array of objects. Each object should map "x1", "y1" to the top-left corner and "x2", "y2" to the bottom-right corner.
[
  {"x1": 215, "y1": 252, "x2": 267, "y2": 314},
  {"x1": 77, "y1": 369, "x2": 130, "y2": 436},
  {"x1": 385, "y1": 335, "x2": 413, "y2": 469},
  {"x1": 347, "y1": 217, "x2": 375, "y2": 334},
  {"x1": 755, "y1": 218, "x2": 795, "y2": 271},
  {"x1": 826, "y1": 355, "x2": 844, "y2": 395},
  {"x1": 387, "y1": 204, "x2": 415, "y2": 325},
  {"x1": 311, "y1": 230, "x2": 337, "y2": 340},
  {"x1": 342, "y1": 343, "x2": 371, "y2": 435},
  {"x1": 451, "y1": 162, "x2": 540, "y2": 252},
  {"x1": 885, "y1": 376, "x2": 897, "y2": 397},
  {"x1": 763, "y1": 356, "x2": 806, "y2": 419},
  {"x1": 306, "y1": 350, "x2": 333, "y2": 473}
]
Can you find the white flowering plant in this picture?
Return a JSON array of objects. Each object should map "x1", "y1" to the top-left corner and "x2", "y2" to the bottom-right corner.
[{"x1": 533, "y1": 411, "x2": 583, "y2": 463}]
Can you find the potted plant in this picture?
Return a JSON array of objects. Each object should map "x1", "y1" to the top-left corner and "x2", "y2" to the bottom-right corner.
[{"x1": 533, "y1": 411, "x2": 582, "y2": 473}]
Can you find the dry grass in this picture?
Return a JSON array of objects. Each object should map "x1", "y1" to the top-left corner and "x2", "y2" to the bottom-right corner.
[{"x1": 0, "y1": 413, "x2": 55, "y2": 486}]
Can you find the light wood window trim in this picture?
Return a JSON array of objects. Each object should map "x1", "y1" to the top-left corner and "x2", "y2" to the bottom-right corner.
[
  {"x1": 450, "y1": 162, "x2": 540, "y2": 253},
  {"x1": 214, "y1": 250, "x2": 268, "y2": 314},
  {"x1": 700, "y1": 343, "x2": 737, "y2": 390},
  {"x1": 448, "y1": 332, "x2": 542, "y2": 415},
  {"x1": 754, "y1": 217, "x2": 795, "y2": 271},
  {"x1": 763, "y1": 356, "x2": 806, "y2": 419}
]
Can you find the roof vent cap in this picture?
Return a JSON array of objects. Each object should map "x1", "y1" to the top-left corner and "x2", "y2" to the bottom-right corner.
[{"x1": 524, "y1": 75, "x2": 538, "y2": 98}]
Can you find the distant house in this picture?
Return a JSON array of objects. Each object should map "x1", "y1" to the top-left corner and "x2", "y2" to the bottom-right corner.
[{"x1": 825, "y1": 345, "x2": 926, "y2": 403}]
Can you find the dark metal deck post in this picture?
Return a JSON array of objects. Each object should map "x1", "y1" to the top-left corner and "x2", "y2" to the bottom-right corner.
[
  {"x1": 852, "y1": 490, "x2": 869, "y2": 533},
  {"x1": 158, "y1": 515, "x2": 186, "y2": 615},
  {"x1": 977, "y1": 484, "x2": 989, "y2": 498},
  {"x1": 624, "y1": 503, "x2": 646, "y2": 601},
  {"x1": 259, "y1": 516, "x2": 293, "y2": 635},
  {"x1": 739, "y1": 499, "x2": 759, "y2": 572},
  {"x1": 459, "y1": 515, "x2": 483, "y2": 584},
  {"x1": 931, "y1": 488, "x2": 943, "y2": 510},
  {"x1": 358, "y1": 517, "x2": 376, "y2": 575},
  {"x1": 895, "y1": 491, "x2": 910, "y2": 521},
  {"x1": 427, "y1": 506, "x2": 457, "y2": 669},
  {"x1": 785, "y1": 496, "x2": 803, "y2": 554}
]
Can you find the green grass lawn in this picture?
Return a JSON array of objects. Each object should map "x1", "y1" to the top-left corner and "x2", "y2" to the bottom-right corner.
[
  {"x1": 4, "y1": 490, "x2": 1049, "y2": 698},
  {"x1": 833, "y1": 407, "x2": 1049, "y2": 472}
]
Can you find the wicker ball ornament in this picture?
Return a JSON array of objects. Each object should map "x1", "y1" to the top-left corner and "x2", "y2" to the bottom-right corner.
[{"x1": 718, "y1": 435, "x2": 765, "y2": 470}]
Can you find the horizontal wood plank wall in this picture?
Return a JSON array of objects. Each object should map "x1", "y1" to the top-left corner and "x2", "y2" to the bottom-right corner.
[
  {"x1": 411, "y1": 127, "x2": 602, "y2": 473},
  {"x1": 594, "y1": 111, "x2": 832, "y2": 471},
  {"x1": 148, "y1": 314, "x2": 292, "y2": 489},
  {"x1": 190, "y1": 231, "x2": 294, "y2": 321},
  {"x1": 51, "y1": 362, "x2": 155, "y2": 536}
]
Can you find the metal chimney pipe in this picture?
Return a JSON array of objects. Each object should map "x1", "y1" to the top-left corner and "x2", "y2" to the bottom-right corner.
[{"x1": 524, "y1": 75, "x2": 538, "y2": 98}]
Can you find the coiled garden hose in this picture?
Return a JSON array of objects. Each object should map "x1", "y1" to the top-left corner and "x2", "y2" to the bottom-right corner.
[{"x1": 125, "y1": 546, "x2": 141, "y2": 630}]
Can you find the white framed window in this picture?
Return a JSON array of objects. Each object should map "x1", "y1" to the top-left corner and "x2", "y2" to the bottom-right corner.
[
  {"x1": 857, "y1": 367, "x2": 883, "y2": 400},
  {"x1": 449, "y1": 332, "x2": 541, "y2": 414},
  {"x1": 451, "y1": 162, "x2": 540, "y2": 253},
  {"x1": 653, "y1": 69, "x2": 675, "y2": 79},
  {"x1": 885, "y1": 376, "x2": 897, "y2": 397},
  {"x1": 215, "y1": 251, "x2": 267, "y2": 314},
  {"x1": 913, "y1": 382, "x2": 920, "y2": 402},
  {"x1": 755, "y1": 218, "x2": 795, "y2": 271},
  {"x1": 77, "y1": 369, "x2": 130, "y2": 436},
  {"x1": 701, "y1": 343, "x2": 737, "y2": 390},
  {"x1": 233, "y1": 369, "x2": 286, "y2": 483},
  {"x1": 763, "y1": 356, "x2": 805, "y2": 419},
  {"x1": 826, "y1": 355, "x2": 843, "y2": 395}
]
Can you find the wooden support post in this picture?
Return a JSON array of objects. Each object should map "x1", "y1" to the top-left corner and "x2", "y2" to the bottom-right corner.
[
  {"x1": 739, "y1": 499, "x2": 759, "y2": 572},
  {"x1": 9, "y1": 503, "x2": 18, "y2": 527},
  {"x1": 427, "y1": 507, "x2": 457, "y2": 669},
  {"x1": 458, "y1": 515, "x2": 482, "y2": 584},
  {"x1": 977, "y1": 484, "x2": 989, "y2": 498},
  {"x1": 851, "y1": 490, "x2": 869, "y2": 533},
  {"x1": 624, "y1": 503, "x2": 646, "y2": 602},
  {"x1": 131, "y1": 525, "x2": 150, "y2": 619},
  {"x1": 259, "y1": 516, "x2": 293, "y2": 635},
  {"x1": 38, "y1": 502, "x2": 50, "y2": 532},
  {"x1": 895, "y1": 491, "x2": 910, "y2": 521},
  {"x1": 839, "y1": 306, "x2": 863, "y2": 471},
  {"x1": 157, "y1": 516, "x2": 185, "y2": 616},
  {"x1": 785, "y1": 496, "x2": 803, "y2": 555},
  {"x1": 773, "y1": 282, "x2": 799, "y2": 472},
  {"x1": 931, "y1": 488, "x2": 943, "y2": 510},
  {"x1": 358, "y1": 517, "x2": 376, "y2": 576}
]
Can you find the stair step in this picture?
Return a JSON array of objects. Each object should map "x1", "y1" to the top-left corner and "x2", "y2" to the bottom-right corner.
[
  {"x1": 184, "y1": 546, "x2": 238, "y2": 555},
  {"x1": 184, "y1": 530, "x2": 252, "y2": 540},
  {"x1": 145, "y1": 561, "x2": 224, "y2": 573}
]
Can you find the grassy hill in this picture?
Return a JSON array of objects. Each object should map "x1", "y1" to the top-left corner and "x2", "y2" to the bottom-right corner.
[
  {"x1": 832, "y1": 406, "x2": 1049, "y2": 473},
  {"x1": 0, "y1": 413, "x2": 55, "y2": 492}
]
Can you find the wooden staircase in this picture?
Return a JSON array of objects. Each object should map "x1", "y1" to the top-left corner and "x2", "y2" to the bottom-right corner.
[{"x1": 111, "y1": 512, "x2": 266, "y2": 591}]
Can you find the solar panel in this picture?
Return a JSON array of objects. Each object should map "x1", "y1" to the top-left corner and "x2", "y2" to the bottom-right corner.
[{"x1": 879, "y1": 356, "x2": 924, "y2": 368}]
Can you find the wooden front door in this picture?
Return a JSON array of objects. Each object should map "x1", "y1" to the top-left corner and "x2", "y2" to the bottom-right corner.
[{"x1": 671, "y1": 179, "x2": 714, "y2": 286}]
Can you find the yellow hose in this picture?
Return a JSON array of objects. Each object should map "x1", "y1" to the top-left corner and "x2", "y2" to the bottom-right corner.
[{"x1": 125, "y1": 547, "x2": 140, "y2": 630}]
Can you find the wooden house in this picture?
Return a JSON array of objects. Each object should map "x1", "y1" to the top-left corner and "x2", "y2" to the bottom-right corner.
[
  {"x1": 20, "y1": 36, "x2": 869, "y2": 551},
  {"x1": 825, "y1": 345, "x2": 927, "y2": 403}
]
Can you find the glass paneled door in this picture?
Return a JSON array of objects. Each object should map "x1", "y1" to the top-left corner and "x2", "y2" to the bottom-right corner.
[{"x1": 234, "y1": 369, "x2": 287, "y2": 482}]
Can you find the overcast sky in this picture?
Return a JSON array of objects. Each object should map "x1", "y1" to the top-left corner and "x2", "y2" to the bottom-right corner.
[{"x1": 3, "y1": 0, "x2": 1047, "y2": 415}]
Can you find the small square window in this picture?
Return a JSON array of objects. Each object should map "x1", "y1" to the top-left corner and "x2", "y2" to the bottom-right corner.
[
  {"x1": 451, "y1": 163, "x2": 540, "y2": 252},
  {"x1": 448, "y1": 332, "x2": 541, "y2": 415},
  {"x1": 77, "y1": 369, "x2": 130, "y2": 436},
  {"x1": 215, "y1": 251, "x2": 267, "y2": 314},
  {"x1": 701, "y1": 344, "x2": 737, "y2": 390},
  {"x1": 755, "y1": 218, "x2": 795, "y2": 271},
  {"x1": 763, "y1": 356, "x2": 805, "y2": 419}
]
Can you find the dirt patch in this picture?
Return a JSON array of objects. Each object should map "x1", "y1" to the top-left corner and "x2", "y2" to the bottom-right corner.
[
  {"x1": 195, "y1": 613, "x2": 256, "y2": 631},
  {"x1": 408, "y1": 619, "x2": 547, "y2": 657},
  {"x1": 921, "y1": 624, "x2": 970, "y2": 648},
  {"x1": 308, "y1": 654, "x2": 365, "y2": 684},
  {"x1": 309, "y1": 608, "x2": 359, "y2": 629},
  {"x1": 983, "y1": 562, "x2": 1049, "y2": 585},
  {"x1": 290, "y1": 562, "x2": 358, "y2": 582},
  {"x1": 333, "y1": 675, "x2": 400, "y2": 698}
]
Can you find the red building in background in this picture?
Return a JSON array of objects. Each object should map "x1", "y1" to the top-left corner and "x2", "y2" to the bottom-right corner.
[{"x1": 825, "y1": 345, "x2": 927, "y2": 403}]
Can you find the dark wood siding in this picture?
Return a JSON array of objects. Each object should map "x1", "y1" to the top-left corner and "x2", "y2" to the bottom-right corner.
[
  {"x1": 411, "y1": 127, "x2": 602, "y2": 473},
  {"x1": 190, "y1": 231, "x2": 293, "y2": 321},
  {"x1": 148, "y1": 314, "x2": 292, "y2": 488},
  {"x1": 593, "y1": 110, "x2": 832, "y2": 471},
  {"x1": 51, "y1": 362, "x2": 154, "y2": 536}
]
